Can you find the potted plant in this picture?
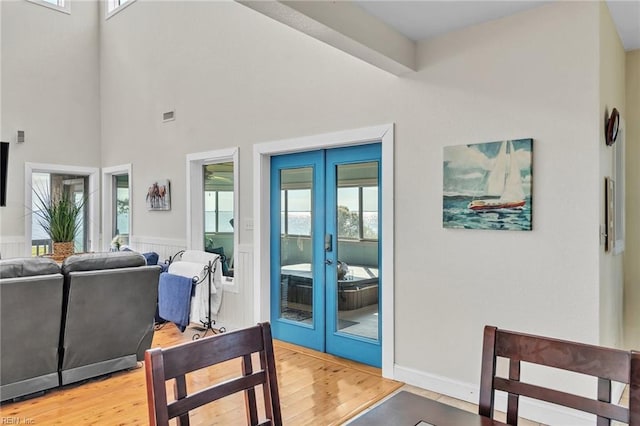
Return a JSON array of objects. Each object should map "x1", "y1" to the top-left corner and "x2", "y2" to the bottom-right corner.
[{"x1": 33, "y1": 189, "x2": 86, "y2": 261}]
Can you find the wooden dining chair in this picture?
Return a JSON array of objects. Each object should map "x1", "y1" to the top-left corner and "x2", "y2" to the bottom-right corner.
[
  {"x1": 479, "y1": 325, "x2": 640, "y2": 425},
  {"x1": 144, "y1": 322, "x2": 282, "y2": 426}
]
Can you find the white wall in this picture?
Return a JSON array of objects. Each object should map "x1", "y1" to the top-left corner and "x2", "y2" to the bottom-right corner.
[{"x1": 0, "y1": 0, "x2": 101, "y2": 251}]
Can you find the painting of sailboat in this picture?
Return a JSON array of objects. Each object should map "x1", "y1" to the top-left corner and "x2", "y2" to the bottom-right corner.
[{"x1": 443, "y1": 139, "x2": 533, "y2": 231}]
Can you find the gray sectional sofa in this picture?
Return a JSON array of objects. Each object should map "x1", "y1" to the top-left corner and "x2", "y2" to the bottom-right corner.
[
  {"x1": 0, "y1": 251, "x2": 161, "y2": 402},
  {"x1": 0, "y1": 257, "x2": 63, "y2": 402}
]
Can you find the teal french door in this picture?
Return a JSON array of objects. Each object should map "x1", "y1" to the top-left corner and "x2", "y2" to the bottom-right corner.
[{"x1": 270, "y1": 143, "x2": 381, "y2": 367}]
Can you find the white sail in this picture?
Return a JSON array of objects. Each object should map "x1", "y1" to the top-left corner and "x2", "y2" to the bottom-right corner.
[
  {"x1": 485, "y1": 141, "x2": 508, "y2": 196},
  {"x1": 468, "y1": 140, "x2": 525, "y2": 211},
  {"x1": 500, "y1": 140, "x2": 525, "y2": 201}
]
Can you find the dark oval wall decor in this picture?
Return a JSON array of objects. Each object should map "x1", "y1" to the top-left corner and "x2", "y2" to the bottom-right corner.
[{"x1": 606, "y1": 107, "x2": 620, "y2": 146}]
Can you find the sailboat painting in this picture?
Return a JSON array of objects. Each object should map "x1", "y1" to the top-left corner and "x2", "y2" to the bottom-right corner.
[{"x1": 443, "y1": 138, "x2": 533, "y2": 231}]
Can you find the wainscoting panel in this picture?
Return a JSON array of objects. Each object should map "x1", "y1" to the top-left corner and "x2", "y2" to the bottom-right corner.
[
  {"x1": 129, "y1": 237, "x2": 254, "y2": 332},
  {"x1": 128, "y1": 236, "x2": 186, "y2": 263},
  {"x1": 0, "y1": 236, "x2": 27, "y2": 259},
  {"x1": 214, "y1": 244, "x2": 253, "y2": 331}
]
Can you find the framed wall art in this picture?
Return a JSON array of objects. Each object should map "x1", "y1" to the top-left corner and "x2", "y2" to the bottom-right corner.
[
  {"x1": 443, "y1": 138, "x2": 533, "y2": 231},
  {"x1": 146, "y1": 179, "x2": 171, "y2": 211}
]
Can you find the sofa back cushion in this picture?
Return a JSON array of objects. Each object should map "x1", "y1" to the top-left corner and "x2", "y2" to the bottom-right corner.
[
  {"x1": 0, "y1": 257, "x2": 60, "y2": 278},
  {"x1": 61, "y1": 251, "x2": 145, "y2": 274},
  {"x1": 60, "y1": 264, "x2": 161, "y2": 384}
]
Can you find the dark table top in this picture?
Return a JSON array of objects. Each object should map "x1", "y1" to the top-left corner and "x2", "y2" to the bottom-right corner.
[{"x1": 347, "y1": 391, "x2": 508, "y2": 426}]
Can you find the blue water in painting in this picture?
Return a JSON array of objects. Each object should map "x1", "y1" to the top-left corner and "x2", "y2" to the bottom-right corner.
[{"x1": 443, "y1": 196, "x2": 532, "y2": 231}]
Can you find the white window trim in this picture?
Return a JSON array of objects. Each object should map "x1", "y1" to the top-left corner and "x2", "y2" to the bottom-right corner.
[
  {"x1": 253, "y1": 123, "x2": 395, "y2": 378},
  {"x1": 186, "y1": 147, "x2": 239, "y2": 293},
  {"x1": 106, "y1": 0, "x2": 137, "y2": 20},
  {"x1": 102, "y1": 164, "x2": 132, "y2": 252},
  {"x1": 25, "y1": 0, "x2": 70, "y2": 14},
  {"x1": 24, "y1": 162, "x2": 100, "y2": 257}
]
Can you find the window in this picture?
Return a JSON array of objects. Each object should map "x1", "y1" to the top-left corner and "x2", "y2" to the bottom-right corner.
[
  {"x1": 106, "y1": 0, "x2": 136, "y2": 18},
  {"x1": 30, "y1": 172, "x2": 89, "y2": 255},
  {"x1": 336, "y1": 161, "x2": 379, "y2": 241},
  {"x1": 26, "y1": 0, "x2": 70, "y2": 14},
  {"x1": 187, "y1": 148, "x2": 238, "y2": 289},
  {"x1": 280, "y1": 189, "x2": 312, "y2": 236},
  {"x1": 102, "y1": 164, "x2": 132, "y2": 251},
  {"x1": 204, "y1": 164, "x2": 234, "y2": 233},
  {"x1": 25, "y1": 163, "x2": 99, "y2": 257},
  {"x1": 203, "y1": 162, "x2": 235, "y2": 274},
  {"x1": 113, "y1": 174, "x2": 130, "y2": 246},
  {"x1": 278, "y1": 165, "x2": 379, "y2": 241},
  {"x1": 337, "y1": 186, "x2": 379, "y2": 240}
]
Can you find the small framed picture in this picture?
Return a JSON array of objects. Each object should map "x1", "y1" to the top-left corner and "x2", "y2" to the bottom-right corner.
[{"x1": 146, "y1": 179, "x2": 171, "y2": 211}]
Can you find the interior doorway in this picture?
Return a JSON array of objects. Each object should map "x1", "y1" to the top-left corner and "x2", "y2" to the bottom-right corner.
[
  {"x1": 25, "y1": 162, "x2": 99, "y2": 257},
  {"x1": 253, "y1": 124, "x2": 395, "y2": 374}
]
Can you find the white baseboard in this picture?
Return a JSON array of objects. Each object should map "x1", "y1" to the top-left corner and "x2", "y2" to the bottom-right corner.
[
  {"x1": 393, "y1": 364, "x2": 479, "y2": 404},
  {"x1": 393, "y1": 364, "x2": 600, "y2": 426}
]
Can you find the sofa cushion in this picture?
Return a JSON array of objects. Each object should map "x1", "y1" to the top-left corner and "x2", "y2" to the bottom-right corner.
[
  {"x1": 62, "y1": 251, "x2": 146, "y2": 274},
  {"x1": 0, "y1": 257, "x2": 61, "y2": 278}
]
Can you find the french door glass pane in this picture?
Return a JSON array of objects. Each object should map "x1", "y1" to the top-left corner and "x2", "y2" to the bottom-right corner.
[
  {"x1": 280, "y1": 167, "x2": 313, "y2": 324},
  {"x1": 335, "y1": 162, "x2": 379, "y2": 340}
]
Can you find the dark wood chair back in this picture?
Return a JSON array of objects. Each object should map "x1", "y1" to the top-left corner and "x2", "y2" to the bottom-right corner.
[
  {"x1": 479, "y1": 325, "x2": 640, "y2": 425},
  {"x1": 144, "y1": 322, "x2": 282, "y2": 426}
]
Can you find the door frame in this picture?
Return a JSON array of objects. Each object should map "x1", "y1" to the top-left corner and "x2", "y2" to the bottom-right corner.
[
  {"x1": 102, "y1": 163, "x2": 132, "y2": 251},
  {"x1": 253, "y1": 123, "x2": 394, "y2": 377},
  {"x1": 186, "y1": 147, "x2": 240, "y2": 293},
  {"x1": 24, "y1": 162, "x2": 100, "y2": 256}
]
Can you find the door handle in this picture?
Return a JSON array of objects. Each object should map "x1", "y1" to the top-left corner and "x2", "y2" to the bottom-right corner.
[{"x1": 325, "y1": 259, "x2": 333, "y2": 265}]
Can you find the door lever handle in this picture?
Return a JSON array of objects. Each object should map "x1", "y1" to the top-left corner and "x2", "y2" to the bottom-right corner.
[{"x1": 325, "y1": 259, "x2": 333, "y2": 265}]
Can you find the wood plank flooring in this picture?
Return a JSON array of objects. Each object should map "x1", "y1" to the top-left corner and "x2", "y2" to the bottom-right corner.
[{"x1": 0, "y1": 323, "x2": 402, "y2": 425}]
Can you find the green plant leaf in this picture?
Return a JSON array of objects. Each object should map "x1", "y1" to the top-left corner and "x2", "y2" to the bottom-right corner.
[{"x1": 32, "y1": 189, "x2": 86, "y2": 243}]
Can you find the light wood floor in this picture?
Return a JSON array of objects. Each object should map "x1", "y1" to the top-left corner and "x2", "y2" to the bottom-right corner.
[{"x1": 0, "y1": 323, "x2": 402, "y2": 425}]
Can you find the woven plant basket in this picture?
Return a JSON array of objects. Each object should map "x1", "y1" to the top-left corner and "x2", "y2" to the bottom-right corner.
[{"x1": 53, "y1": 241, "x2": 74, "y2": 262}]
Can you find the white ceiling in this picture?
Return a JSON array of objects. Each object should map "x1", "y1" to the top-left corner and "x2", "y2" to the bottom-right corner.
[{"x1": 355, "y1": 0, "x2": 640, "y2": 51}]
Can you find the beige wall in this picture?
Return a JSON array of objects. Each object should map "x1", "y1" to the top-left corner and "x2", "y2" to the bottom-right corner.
[
  {"x1": 598, "y1": 1, "x2": 626, "y2": 350},
  {"x1": 0, "y1": 1, "x2": 630, "y2": 423},
  {"x1": 98, "y1": 0, "x2": 603, "y2": 386},
  {"x1": 0, "y1": 0, "x2": 101, "y2": 249},
  {"x1": 624, "y1": 48, "x2": 640, "y2": 348}
]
